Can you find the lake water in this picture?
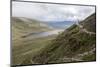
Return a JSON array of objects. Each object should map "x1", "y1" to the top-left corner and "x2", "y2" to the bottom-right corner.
[
  {"x1": 23, "y1": 30, "x2": 64, "y2": 39},
  {"x1": 23, "y1": 21, "x2": 75, "y2": 39}
]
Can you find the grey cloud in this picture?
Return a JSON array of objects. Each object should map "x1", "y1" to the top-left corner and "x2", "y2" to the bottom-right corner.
[{"x1": 12, "y1": 1, "x2": 95, "y2": 21}]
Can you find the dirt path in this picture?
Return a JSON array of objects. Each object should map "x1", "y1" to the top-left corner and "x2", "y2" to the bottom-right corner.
[
  {"x1": 77, "y1": 48, "x2": 95, "y2": 57},
  {"x1": 76, "y1": 22, "x2": 95, "y2": 35}
]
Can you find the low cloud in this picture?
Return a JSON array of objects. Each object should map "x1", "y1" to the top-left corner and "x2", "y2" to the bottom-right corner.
[{"x1": 12, "y1": 1, "x2": 95, "y2": 21}]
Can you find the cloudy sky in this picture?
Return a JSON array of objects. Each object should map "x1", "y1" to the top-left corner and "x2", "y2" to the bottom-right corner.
[{"x1": 12, "y1": 1, "x2": 95, "y2": 21}]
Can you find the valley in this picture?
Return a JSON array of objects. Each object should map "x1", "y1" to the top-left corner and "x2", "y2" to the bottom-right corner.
[{"x1": 12, "y1": 13, "x2": 96, "y2": 66}]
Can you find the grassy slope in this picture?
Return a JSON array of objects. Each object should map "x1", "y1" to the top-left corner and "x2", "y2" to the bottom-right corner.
[
  {"x1": 12, "y1": 36, "x2": 56, "y2": 65},
  {"x1": 12, "y1": 17, "x2": 51, "y2": 40},
  {"x1": 32, "y1": 13, "x2": 96, "y2": 64},
  {"x1": 12, "y1": 17, "x2": 55, "y2": 65}
]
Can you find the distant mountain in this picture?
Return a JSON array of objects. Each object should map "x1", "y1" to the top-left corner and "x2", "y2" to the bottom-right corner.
[
  {"x1": 31, "y1": 13, "x2": 96, "y2": 64},
  {"x1": 47, "y1": 21, "x2": 75, "y2": 29},
  {"x1": 12, "y1": 17, "x2": 51, "y2": 40},
  {"x1": 12, "y1": 17, "x2": 55, "y2": 65}
]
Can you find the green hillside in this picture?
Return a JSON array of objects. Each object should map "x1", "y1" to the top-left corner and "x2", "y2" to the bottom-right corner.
[
  {"x1": 12, "y1": 17, "x2": 54, "y2": 65},
  {"x1": 31, "y1": 13, "x2": 96, "y2": 64},
  {"x1": 12, "y1": 17, "x2": 51, "y2": 40}
]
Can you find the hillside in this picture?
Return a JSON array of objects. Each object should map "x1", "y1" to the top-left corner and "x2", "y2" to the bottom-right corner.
[
  {"x1": 12, "y1": 17, "x2": 54, "y2": 65},
  {"x1": 30, "y1": 13, "x2": 96, "y2": 64},
  {"x1": 12, "y1": 17, "x2": 51, "y2": 40},
  {"x1": 80, "y1": 13, "x2": 96, "y2": 32}
]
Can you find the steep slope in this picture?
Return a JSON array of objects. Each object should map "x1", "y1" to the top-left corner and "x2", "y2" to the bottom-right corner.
[
  {"x1": 80, "y1": 13, "x2": 96, "y2": 32},
  {"x1": 31, "y1": 13, "x2": 96, "y2": 64}
]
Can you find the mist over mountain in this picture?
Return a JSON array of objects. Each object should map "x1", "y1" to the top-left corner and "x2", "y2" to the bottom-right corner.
[{"x1": 12, "y1": 1, "x2": 95, "y2": 21}]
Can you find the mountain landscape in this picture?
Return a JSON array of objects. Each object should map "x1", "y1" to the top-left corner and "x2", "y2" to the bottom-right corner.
[
  {"x1": 21, "y1": 13, "x2": 96, "y2": 65},
  {"x1": 12, "y1": 13, "x2": 96, "y2": 66},
  {"x1": 12, "y1": 17, "x2": 55, "y2": 65},
  {"x1": 12, "y1": 1, "x2": 96, "y2": 66}
]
